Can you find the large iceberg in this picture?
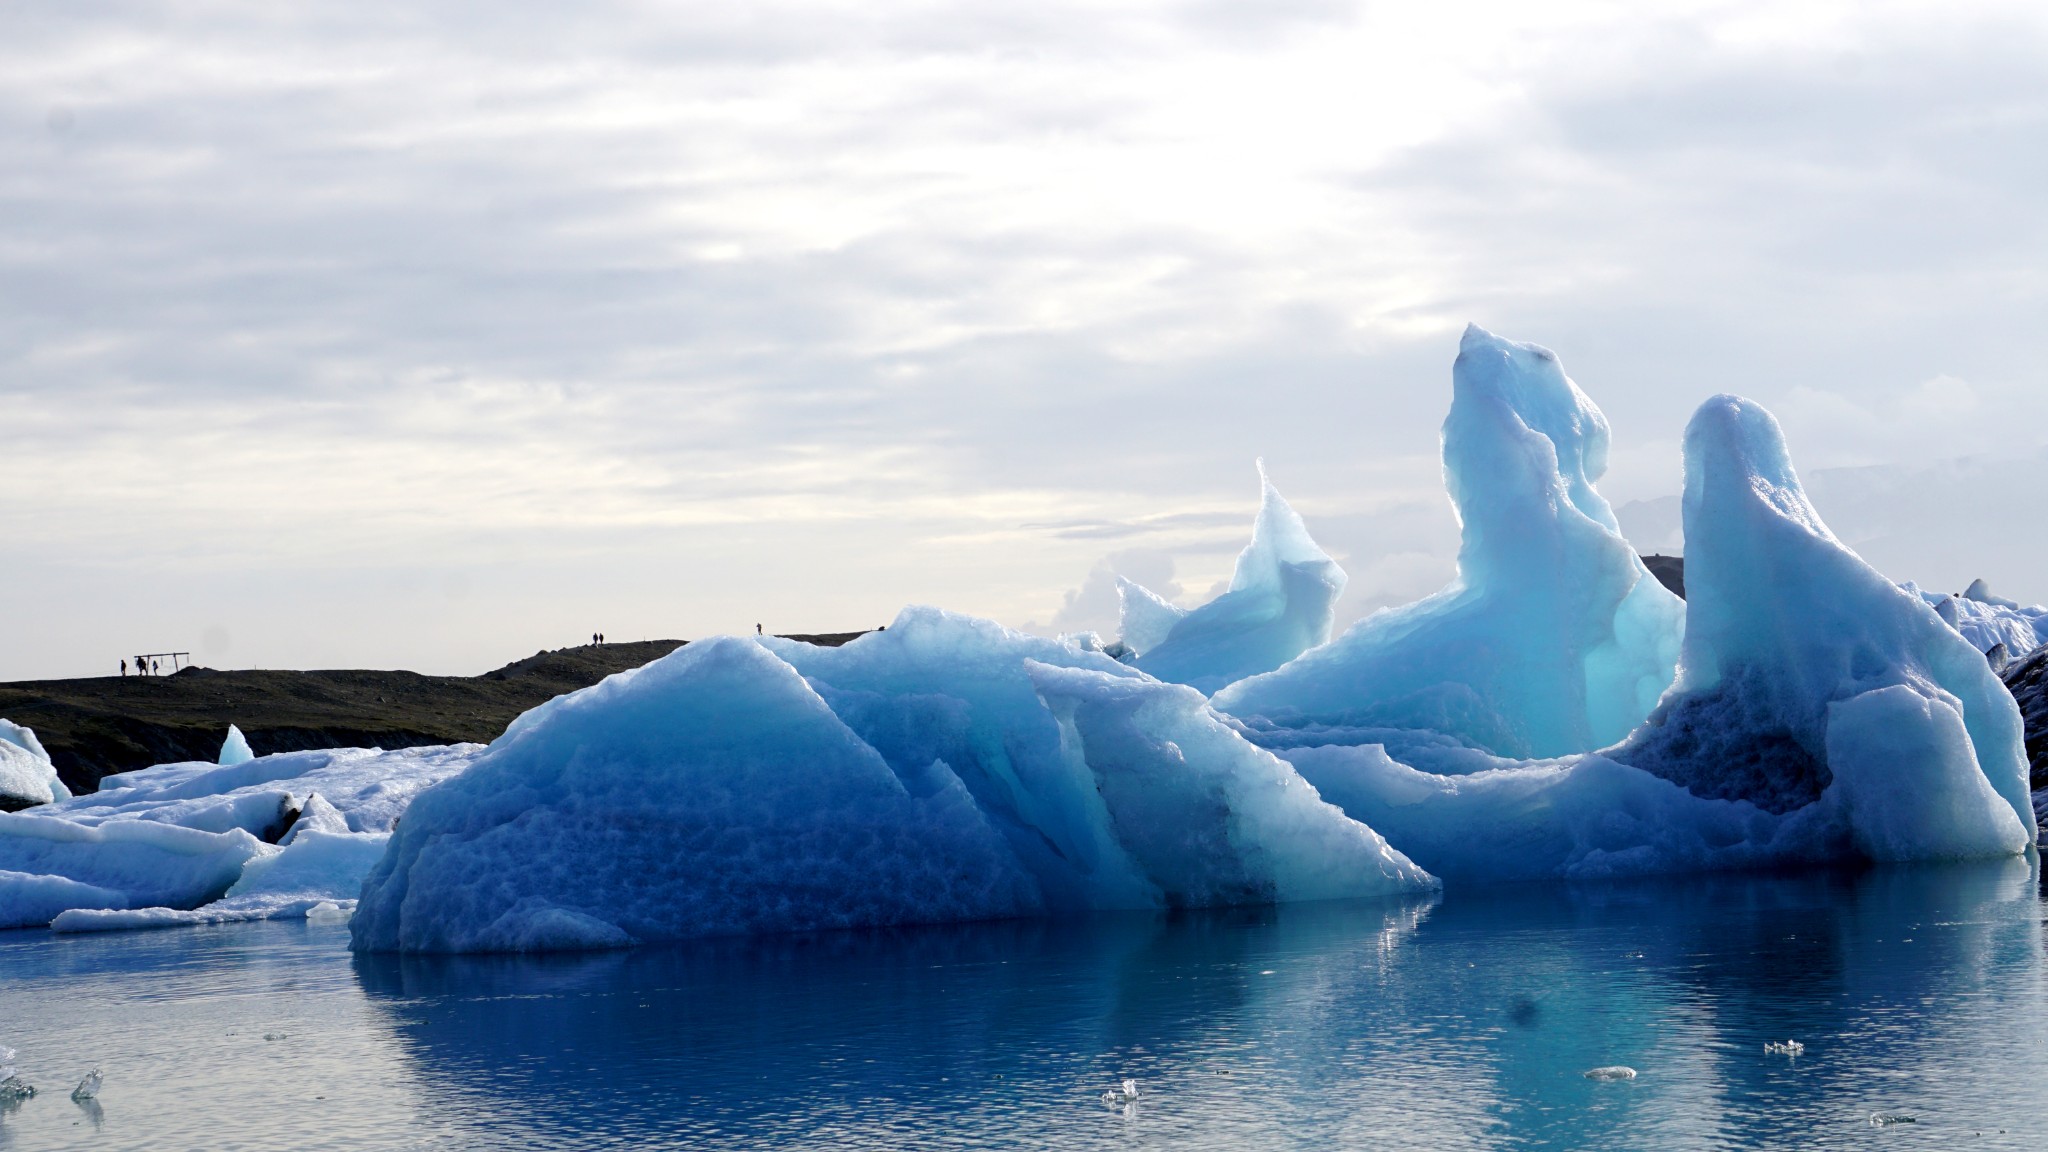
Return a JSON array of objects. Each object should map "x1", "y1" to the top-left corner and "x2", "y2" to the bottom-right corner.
[
  {"x1": 1285, "y1": 395, "x2": 2034, "y2": 882},
  {"x1": 1215, "y1": 326, "x2": 1684, "y2": 759},
  {"x1": 351, "y1": 611, "x2": 1432, "y2": 953},
  {"x1": 0, "y1": 720, "x2": 69, "y2": 812},
  {"x1": 0, "y1": 743, "x2": 479, "y2": 929},
  {"x1": 1117, "y1": 465, "x2": 1348, "y2": 694}
]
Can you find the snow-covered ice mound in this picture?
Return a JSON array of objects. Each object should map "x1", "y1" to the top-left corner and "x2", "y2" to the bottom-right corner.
[
  {"x1": 0, "y1": 720, "x2": 69, "y2": 812},
  {"x1": 1215, "y1": 325, "x2": 1684, "y2": 758},
  {"x1": 1117, "y1": 464, "x2": 1348, "y2": 694},
  {"x1": 1285, "y1": 394, "x2": 2034, "y2": 881},
  {"x1": 0, "y1": 744, "x2": 480, "y2": 929},
  {"x1": 351, "y1": 609, "x2": 1433, "y2": 953},
  {"x1": 1903, "y1": 580, "x2": 2046, "y2": 667}
]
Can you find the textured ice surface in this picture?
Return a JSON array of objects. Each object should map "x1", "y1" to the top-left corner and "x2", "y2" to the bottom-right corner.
[
  {"x1": 1288, "y1": 395, "x2": 2032, "y2": 881},
  {"x1": 0, "y1": 720, "x2": 69, "y2": 810},
  {"x1": 0, "y1": 744, "x2": 479, "y2": 929},
  {"x1": 1215, "y1": 326, "x2": 1683, "y2": 758},
  {"x1": 218, "y1": 724, "x2": 255, "y2": 766},
  {"x1": 1120, "y1": 465, "x2": 1348, "y2": 694},
  {"x1": 352, "y1": 610, "x2": 1431, "y2": 953}
]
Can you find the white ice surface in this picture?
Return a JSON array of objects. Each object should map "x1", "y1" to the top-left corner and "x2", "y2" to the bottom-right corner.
[
  {"x1": 0, "y1": 720, "x2": 69, "y2": 809},
  {"x1": 352, "y1": 609, "x2": 1432, "y2": 953},
  {"x1": 53, "y1": 828, "x2": 390, "y2": 933},
  {"x1": 1121, "y1": 465, "x2": 1348, "y2": 694},
  {"x1": 0, "y1": 744, "x2": 480, "y2": 929},
  {"x1": 1215, "y1": 326, "x2": 1684, "y2": 758},
  {"x1": 1904, "y1": 581, "x2": 2046, "y2": 663}
]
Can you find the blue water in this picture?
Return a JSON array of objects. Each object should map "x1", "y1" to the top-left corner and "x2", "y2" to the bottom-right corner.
[{"x1": 3, "y1": 862, "x2": 2047, "y2": 1150}]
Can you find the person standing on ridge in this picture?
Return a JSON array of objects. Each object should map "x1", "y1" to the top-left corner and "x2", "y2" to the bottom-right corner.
[{"x1": 120, "y1": 659, "x2": 127, "y2": 677}]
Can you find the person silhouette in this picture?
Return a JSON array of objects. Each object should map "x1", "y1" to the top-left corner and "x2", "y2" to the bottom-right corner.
[
  {"x1": 120, "y1": 659, "x2": 127, "y2": 677},
  {"x1": 756, "y1": 623, "x2": 762, "y2": 636}
]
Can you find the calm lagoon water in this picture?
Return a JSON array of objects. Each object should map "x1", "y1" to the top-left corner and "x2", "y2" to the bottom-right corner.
[{"x1": 4, "y1": 862, "x2": 2047, "y2": 1150}]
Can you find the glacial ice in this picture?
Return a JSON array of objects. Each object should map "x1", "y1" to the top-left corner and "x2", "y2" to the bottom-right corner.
[
  {"x1": 1905, "y1": 581, "x2": 2046, "y2": 662},
  {"x1": 0, "y1": 744, "x2": 479, "y2": 929},
  {"x1": 1285, "y1": 394, "x2": 2033, "y2": 882},
  {"x1": 1214, "y1": 326, "x2": 1684, "y2": 759},
  {"x1": 218, "y1": 724, "x2": 255, "y2": 766},
  {"x1": 1119, "y1": 465, "x2": 1349, "y2": 694},
  {"x1": 12, "y1": 325, "x2": 2040, "y2": 950},
  {"x1": 350, "y1": 610, "x2": 1432, "y2": 953},
  {"x1": 0, "y1": 720, "x2": 70, "y2": 810}
]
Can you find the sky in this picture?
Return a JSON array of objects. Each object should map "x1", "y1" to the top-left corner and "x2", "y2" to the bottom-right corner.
[{"x1": 3, "y1": 0, "x2": 2046, "y2": 681}]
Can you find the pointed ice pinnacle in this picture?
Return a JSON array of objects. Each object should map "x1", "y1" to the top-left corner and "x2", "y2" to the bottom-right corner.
[
  {"x1": 1610, "y1": 395, "x2": 2034, "y2": 854},
  {"x1": 1216, "y1": 326, "x2": 1683, "y2": 757},
  {"x1": 1123, "y1": 462, "x2": 1348, "y2": 695},
  {"x1": 219, "y1": 724, "x2": 255, "y2": 766}
]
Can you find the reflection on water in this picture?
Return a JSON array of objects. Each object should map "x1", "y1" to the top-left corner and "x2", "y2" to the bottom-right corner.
[{"x1": 2, "y1": 862, "x2": 2046, "y2": 1150}]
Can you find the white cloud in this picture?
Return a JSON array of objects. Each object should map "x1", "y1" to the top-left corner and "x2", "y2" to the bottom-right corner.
[{"x1": 3, "y1": 0, "x2": 2046, "y2": 677}]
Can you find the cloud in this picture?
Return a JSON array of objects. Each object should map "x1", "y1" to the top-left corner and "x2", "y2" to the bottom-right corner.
[{"x1": 3, "y1": 1, "x2": 2047, "y2": 677}]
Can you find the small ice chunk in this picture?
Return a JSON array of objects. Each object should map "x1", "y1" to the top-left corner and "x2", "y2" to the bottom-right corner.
[
  {"x1": 70, "y1": 1068, "x2": 101, "y2": 1101},
  {"x1": 1099, "y1": 1089, "x2": 1121, "y2": 1106},
  {"x1": 219, "y1": 724, "x2": 255, "y2": 767},
  {"x1": 1121, "y1": 1078, "x2": 1140, "y2": 1099},
  {"x1": 1762, "y1": 1040, "x2": 1804, "y2": 1055},
  {"x1": 263, "y1": 1033, "x2": 287, "y2": 1041},
  {"x1": 1869, "y1": 1112, "x2": 1917, "y2": 1127},
  {"x1": 305, "y1": 901, "x2": 350, "y2": 924},
  {"x1": 1583, "y1": 1066, "x2": 1637, "y2": 1081},
  {"x1": 0, "y1": 1069, "x2": 33, "y2": 1100}
]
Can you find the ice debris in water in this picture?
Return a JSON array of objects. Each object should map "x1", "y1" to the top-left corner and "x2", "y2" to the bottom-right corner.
[
  {"x1": 70, "y1": 1068, "x2": 101, "y2": 1101},
  {"x1": 1100, "y1": 1078, "x2": 1142, "y2": 1105},
  {"x1": 1763, "y1": 1040, "x2": 1804, "y2": 1055},
  {"x1": 1583, "y1": 1066, "x2": 1637, "y2": 1081},
  {"x1": 0, "y1": 1047, "x2": 33, "y2": 1100},
  {"x1": 305, "y1": 901, "x2": 350, "y2": 925},
  {"x1": 1869, "y1": 1113, "x2": 1917, "y2": 1127}
]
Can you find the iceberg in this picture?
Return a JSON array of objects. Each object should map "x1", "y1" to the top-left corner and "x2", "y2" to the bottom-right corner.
[
  {"x1": 0, "y1": 720, "x2": 69, "y2": 811},
  {"x1": 0, "y1": 743, "x2": 479, "y2": 929},
  {"x1": 1215, "y1": 326, "x2": 1684, "y2": 759},
  {"x1": 1119, "y1": 464, "x2": 1348, "y2": 694},
  {"x1": 1285, "y1": 394, "x2": 2033, "y2": 881},
  {"x1": 351, "y1": 611, "x2": 1432, "y2": 953},
  {"x1": 218, "y1": 724, "x2": 255, "y2": 766},
  {"x1": 1904, "y1": 581, "x2": 2046, "y2": 664}
]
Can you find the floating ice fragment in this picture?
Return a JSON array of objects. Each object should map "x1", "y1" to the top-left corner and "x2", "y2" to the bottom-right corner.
[
  {"x1": 1762, "y1": 1040, "x2": 1804, "y2": 1055},
  {"x1": 218, "y1": 724, "x2": 255, "y2": 767},
  {"x1": 1099, "y1": 1089, "x2": 1121, "y2": 1106},
  {"x1": 1869, "y1": 1112, "x2": 1916, "y2": 1127},
  {"x1": 1583, "y1": 1066, "x2": 1636, "y2": 1081},
  {"x1": 70, "y1": 1068, "x2": 101, "y2": 1101},
  {"x1": 263, "y1": 1033, "x2": 287, "y2": 1042},
  {"x1": 305, "y1": 901, "x2": 350, "y2": 925},
  {"x1": 1122, "y1": 1078, "x2": 1140, "y2": 1099},
  {"x1": 0, "y1": 1069, "x2": 33, "y2": 1100}
]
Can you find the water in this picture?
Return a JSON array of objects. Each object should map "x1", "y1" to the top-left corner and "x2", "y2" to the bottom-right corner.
[{"x1": 4, "y1": 861, "x2": 2047, "y2": 1149}]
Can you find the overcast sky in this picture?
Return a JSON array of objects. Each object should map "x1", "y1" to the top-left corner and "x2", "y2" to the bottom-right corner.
[{"x1": 4, "y1": 0, "x2": 2046, "y2": 680}]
